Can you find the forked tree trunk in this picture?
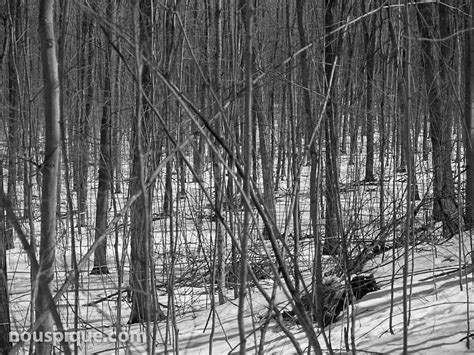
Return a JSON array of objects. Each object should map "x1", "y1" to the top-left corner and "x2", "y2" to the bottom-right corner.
[{"x1": 37, "y1": 0, "x2": 61, "y2": 353}]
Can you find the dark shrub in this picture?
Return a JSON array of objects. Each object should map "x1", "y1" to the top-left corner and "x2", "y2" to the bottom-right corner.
[{"x1": 283, "y1": 274, "x2": 379, "y2": 326}]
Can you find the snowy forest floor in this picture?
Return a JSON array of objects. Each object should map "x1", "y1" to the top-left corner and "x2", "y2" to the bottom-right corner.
[
  {"x1": 84, "y1": 233, "x2": 473, "y2": 354},
  {"x1": 6, "y1": 161, "x2": 474, "y2": 354},
  {"x1": 8, "y1": 228, "x2": 474, "y2": 354}
]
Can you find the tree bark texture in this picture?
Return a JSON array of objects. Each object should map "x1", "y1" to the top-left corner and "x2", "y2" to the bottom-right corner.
[
  {"x1": 417, "y1": 3, "x2": 458, "y2": 236},
  {"x1": 37, "y1": 0, "x2": 61, "y2": 353},
  {"x1": 91, "y1": 0, "x2": 114, "y2": 275},
  {"x1": 323, "y1": 0, "x2": 341, "y2": 255},
  {"x1": 0, "y1": 161, "x2": 11, "y2": 354},
  {"x1": 465, "y1": 0, "x2": 474, "y2": 226},
  {"x1": 129, "y1": 0, "x2": 165, "y2": 325}
]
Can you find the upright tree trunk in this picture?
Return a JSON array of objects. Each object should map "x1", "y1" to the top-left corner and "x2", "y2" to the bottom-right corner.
[
  {"x1": 323, "y1": 0, "x2": 341, "y2": 255},
  {"x1": 6, "y1": 0, "x2": 20, "y2": 250},
  {"x1": 0, "y1": 161, "x2": 11, "y2": 354},
  {"x1": 255, "y1": 100, "x2": 278, "y2": 228},
  {"x1": 274, "y1": 82, "x2": 287, "y2": 191},
  {"x1": 402, "y1": 4, "x2": 413, "y2": 351},
  {"x1": 253, "y1": 104, "x2": 277, "y2": 230},
  {"x1": 299, "y1": 0, "x2": 324, "y2": 329},
  {"x1": 295, "y1": 0, "x2": 310, "y2": 295},
  {"x1": 129, "y1": 0, "x2": 165, "y2": 325},
  {"x1": 76, "y1": 10, "x2": 93, "y2": 227},
  {"x1": 91, "y1": 1, "x2": 114, "y2": 275},
  {"x1": 111, "y1": 14, "x2": 124, "y2": 196},
  {"x1": 348, "y1": 107, "x2": 359, "y2": 166},
  {"x1": 341, "y1": 32, "x2": 357, "y2": 156},
  {"x1": 192, "y1": 3, "x2": 208, "y2": 183},
  {"x1": 238, "y1": 0, "x2": 254, "y2": 352},
  {"x1": 296, "y1": 0, "x2": 313, "y2": 151},
  {"x1": 363, "y1": 1, "x2": 376, "y2": 182},
  {"x1": 465, "y1": 0, "x2": 474, "y2": 227},
  {"x1": 212, "y1": 0, "x2": 226, "y2": 305},
  {"x1": 37, "y1": 0, "x2": 60, "y2": 353},
  {"x1": 418, "y1": 3, "x2": 458, "y2": 236}
]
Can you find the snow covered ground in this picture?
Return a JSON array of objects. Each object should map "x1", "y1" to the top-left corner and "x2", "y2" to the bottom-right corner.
[
  {"x1": 84, "y1": 232, "x2": 474, "y2": 354},
  {"x1": 9, "y1": 229, "x2": 471, "y2": 353},
  {"x1": 6, "y1": 159, "x2": 474, "y2": 354}
]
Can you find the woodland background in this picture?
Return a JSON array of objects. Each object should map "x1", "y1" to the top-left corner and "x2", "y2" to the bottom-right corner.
[{"x1": 1, "y1": 0, "x2": 474, "y2": 354}]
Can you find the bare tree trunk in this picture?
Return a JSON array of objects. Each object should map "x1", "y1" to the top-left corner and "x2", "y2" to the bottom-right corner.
[
  {"x1": 210, "y1": 0, "x2": 226, "y2": 305},
  {"x1": 255, "y1": 91, "x2": 278, "y2": 239},
  {"x1": 274, "y1": 85, "x2": 287, "y2": 191},
  {"x1": 465, "y1": 0, "x2": 474, "y2": 227},
  {"x1": 296, "y1": 0, "x2": 312, "y2": 151},
  {"x1": 91, "y1": 0, "x2": 114, "y2": 275},
  {"x1": 422, "y1": 114, "x2": 429, "y2": 161},
  {"x1": 238, "y1": 0, "x2": 254, "y2": 352},
  {"x1": 37, "y1": 0, "x2": 61, "y2": 353},
  {"x1": 363, "y1": 0, "x2": 376, "y2": 182},
  {"x1": 76, "y1": 10, "x2": 93, "y2": 227},
  {"x1": 6, "y1": 0, "x2": 20, "y2": 250},
  {"x1": 348, "y1": 107, "x2": 359, "y2": 166},
  {"x1": 0, "y1": 161, "x2": 11, "y2": 354},
  {"x1": 323, "y1": 0, "x2": 342, "y2": 256},
  {"x1": 379, "y1": 32, "x2": 388, "y2": 231},
  {"x1": 417, "y1": 3, "x2": 458, "y2": 236},
  {"x1": 341, "y1": 31, "x2": 356, "y2": 156},
  {"x1": 112, "y1": 32, "x2": 123, "y2": 194},
  {"x1": 403, "y1": 4, "x2": 413, "y2": 351},
  {"x1": 295, "y1": 0, "x2": 311, "y2": 295},
  {"x1": 129, "y1": 0, "x2": 165, "y2": 326}
]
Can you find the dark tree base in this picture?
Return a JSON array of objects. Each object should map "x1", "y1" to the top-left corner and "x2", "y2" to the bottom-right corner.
[
  {"x1": 128, "y1": 308, "x2": 166, "y2": 324},
  {"x1": 90, "y1": 266, "x2": 110, "y2": 275},
  {"x1": 362, "y1": 176, "x2": 377, "y2": 185},
  {"x1": 283, "y1": 274, "x2": 380, "y2": 327}
]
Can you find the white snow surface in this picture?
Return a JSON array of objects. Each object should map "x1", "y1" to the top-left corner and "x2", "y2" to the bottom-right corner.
[
  {"x1": 6, "y1": 162, "x2": 474, "y2": 354},
  {"x1": 54, "y1": 233, "x2": 473, "y2": 354}
]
